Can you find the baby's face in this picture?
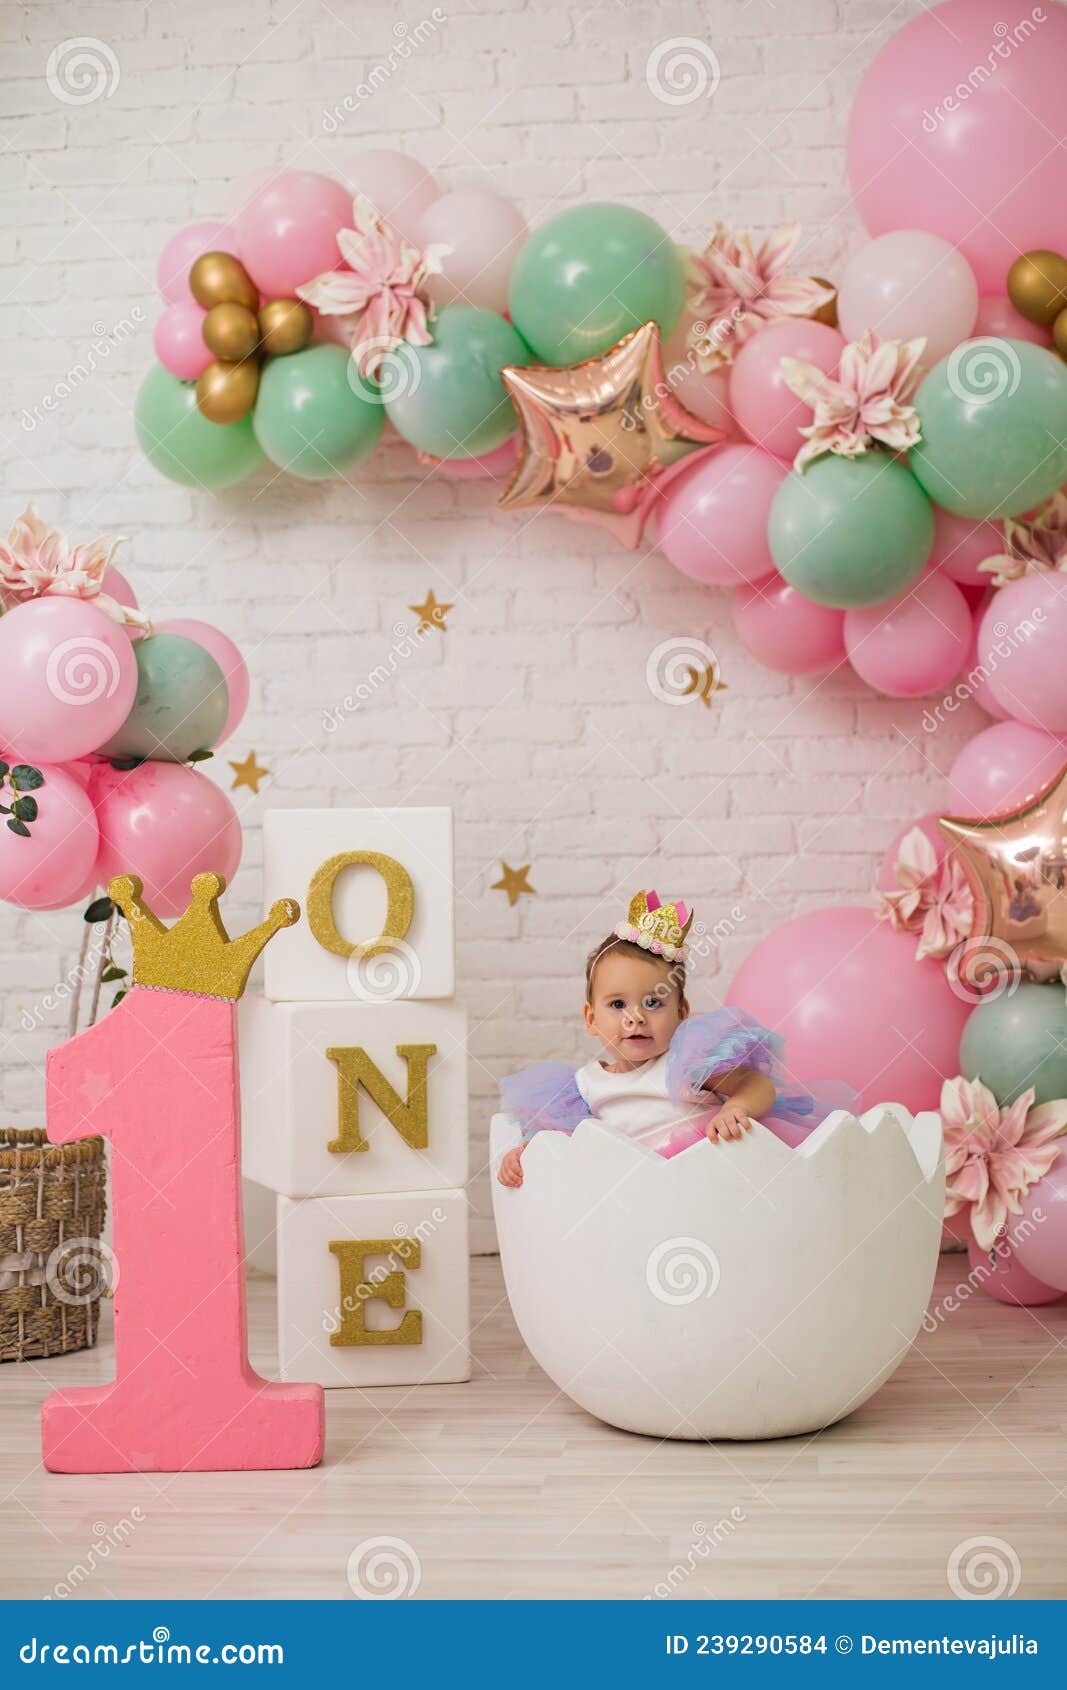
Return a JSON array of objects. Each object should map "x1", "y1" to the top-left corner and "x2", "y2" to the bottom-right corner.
[{"x1": 583, "y1": 952, "x2": 686, "y2": 1069}]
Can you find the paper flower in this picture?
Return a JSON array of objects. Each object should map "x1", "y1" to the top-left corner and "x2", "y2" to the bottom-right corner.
[
  {"x1": 684, "y1": 222, "x2": 834, "y2": 371},
  {"x1": 0, "y1": 504, "x2": 147, "y2": 628},
  {"x1": 296, "y1": 194, "x2": 450, "y2": 380},
  {"x1": 877, "y1": 826, "x2": 974, "y2": 961},
  {"x1": 978, "y1": 489, "x2": 1067, "y2": 588},
  {"x1": 940, "y1": 1074, "x2": 1067, "y2": 1252},
  {"x1": 780, "y1": 330, "x2": 925, "y2": 472}
]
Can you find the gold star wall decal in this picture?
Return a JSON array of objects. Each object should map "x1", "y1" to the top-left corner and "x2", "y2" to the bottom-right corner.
[
  {"x1": 409, "y1": 589, "x2": 453, "y2": 632},
  {"x1": 229, "y1": 750, "x2": 269, "y2": 794},
  {"x1": 492, "y1": 862, "x2": 536, "y2": 906},
  {"x1": 682, "y1": 663, "x2": 728, "y2": 707}
]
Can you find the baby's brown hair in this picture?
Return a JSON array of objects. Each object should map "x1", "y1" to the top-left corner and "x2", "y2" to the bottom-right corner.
[{"x1": 584, "y1": 932, "x2": 688, "y2": 1010}]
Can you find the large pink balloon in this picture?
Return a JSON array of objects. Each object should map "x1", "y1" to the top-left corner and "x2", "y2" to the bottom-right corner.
[
  {"x1": 157, "y1": 221, "x2": 235, "y2": 305},
  {"x1": 837, "y1": 230, "x2": 978, "y2": 365},
  {"x1": 848, "y1": 0, "x2": 1067, "y2": 292},
  {"x1": 658, "y1": 445, "x2": 786, "y2": 585},
  {"x1": 1013, "y1": 1161, "x2": 1067, "y2": 1292},
  {"x1": 0, "y1": 761, "x2": 100, "y2": 910},
  {"x1": 91, "y1": 761, "x2": 241, "y2": 919},
  {"x1": 347, "y1": 151, "x2": 438, "y2": 245},
  {"x1": 732, "y1": 573, "x2": 846, "y2": 676},
  {"x1": 236, "y1": 171, "x2": 351, "y2": 298},
  {"x1": 154, "y1": 617, "x2": 249, "y2": 744},
  {"x1": 728, "y1": 907, "x2": 970, "y2": 1114},
  {"x1": 419, "y1": 191, "x2": 527, "y2": 316},
  {"x1": 978, "y1": 573, "x2": 1067, "y2": 731},
  {"x1": 966, "y1": 1236, "x2": 1063, "y2": 1306},
  {"x1": 928, "y1": 507, "x2": 1001, "y2": 587},
  {"x1": 728, "y1": 318, "x2": 844, "y2": 461},
  {"x1": 0, "y1": 598, "x2": 137, "y2": 763},
  {"x1": 876, "y1": 811, "x2": 949, "y2": 893},
  {"x1": 845, "y1": 573, "x2": 971, "y2": 697},
  {"x1": 947, "y1": 721, "x2": 1067, "y2": 817},
  {"x1": 974, "y1": 294, "x2": 1053, "y2": 349},
  {"x1": 102, "y1": 566, "x2": 138, "y2": 613},
  {"x1": 662, "y1": 324, "x2": 736, "y2": 434},
  {"x1": 153, "y1": 301, "x2": 212, "y2": 381}
]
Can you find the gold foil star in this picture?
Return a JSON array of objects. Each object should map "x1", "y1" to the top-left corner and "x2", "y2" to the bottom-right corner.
[
  {"x1": 498, "y1": 320, "x2": 725, "y2": 549},
  {"x1": 682, "y1": 663, "x2": 728, "y2": 707},
  {"x1": 229, "y1": 750, "x2": 269, "y2": 794},
  {"x1": 492, "y1": 862, "x2": 536, "y2": 907},
  {"x1": 410, "y1": 590, "x2": 453, "y2": 632}
]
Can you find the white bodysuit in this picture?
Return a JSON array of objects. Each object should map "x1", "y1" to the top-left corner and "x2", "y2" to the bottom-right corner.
[{"x1": 574, "y1": 1054, "x2": 722, "y2": 1156}]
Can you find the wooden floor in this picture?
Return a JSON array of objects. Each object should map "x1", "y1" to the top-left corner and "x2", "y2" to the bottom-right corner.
[{"x1": 2, "y1": 1255, "x2": 1066, "y2": 1601}]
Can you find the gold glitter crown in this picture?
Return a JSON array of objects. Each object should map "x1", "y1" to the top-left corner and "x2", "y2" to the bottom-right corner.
[
  {"x1": 614, "y1": 889, "x2": 694, "y2": 960},
  {"x1": 108, "y1": 872, "x2": 300, "y2": 1000}
]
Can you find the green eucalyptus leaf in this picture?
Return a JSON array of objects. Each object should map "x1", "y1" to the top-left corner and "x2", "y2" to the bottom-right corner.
[
  {"x1": 6, "y1": 818, "x2": 30, "y2": 837},
  {"x1": 84, "y1": 897, "x2": 115, "y2": 923},
  {"x1": 12, "y1": 796, "x2": 38, "y2": 823},
  {"x1": 11, "y1": 765, "x2": 45, "y2": 790}
]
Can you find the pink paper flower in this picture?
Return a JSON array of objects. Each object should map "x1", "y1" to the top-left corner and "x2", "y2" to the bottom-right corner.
[
  {"x1": 780, "y1": 330, "x2": 926, "y2": 471},
  {"x1": 296, "y1": 194, "x2": 450, "y2": 381},
  {"x1": 685, "y1": 222, "x2": 834, "y2": 371},
  {"x1": 940, "y1": 1073, "x2": 1067, "y2": 1252},
  {"x1": 979, "y1": 488, "x2": 1067, "y2": 587},
  {"x1": 0, "y1": 504, "x2": 147, "y2": 628},
  {"x1": 877, "y1": 826, "x2": 973, "y2": 961}
]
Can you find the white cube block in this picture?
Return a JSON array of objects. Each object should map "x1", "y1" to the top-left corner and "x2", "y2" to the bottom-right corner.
[
  {"x1": 263, "y1": 807, "x2": 455, "y2": 1001},
  {"x1": 276, "y1": 1189, "x2": 470, "y2": 1388},
  {"x1": 240, "y1": 997, "x2": 469, "y2": 1199}
]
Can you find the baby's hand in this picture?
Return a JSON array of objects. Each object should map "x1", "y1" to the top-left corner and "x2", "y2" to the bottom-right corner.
[
  {"x1": 497, "y1": 1144, "x2": 527, "y2": 1187},
  {"x1": 706, "y1": 1102, "x2": 754, "y2": 1143}
]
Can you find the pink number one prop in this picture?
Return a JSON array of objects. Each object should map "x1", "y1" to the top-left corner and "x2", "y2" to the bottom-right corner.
[{"x1": 41, "y1": 874, "x2": 324, "y2": 1474}]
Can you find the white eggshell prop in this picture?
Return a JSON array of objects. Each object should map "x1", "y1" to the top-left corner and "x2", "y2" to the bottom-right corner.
[{"x1": 491, "y1": 1105, "x2": 943, "y2": 1441}]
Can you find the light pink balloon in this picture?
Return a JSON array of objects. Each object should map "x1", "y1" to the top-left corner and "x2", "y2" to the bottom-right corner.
[
  {"x1": 662, "y1": 321, "x2": 736, "y2": 434},
  {"x1": 928, "y1": 506, "x2": 1001, "y2": 587},
  {"x1": 728, "y1": 906, "x2": 970, "y2": 1114},
  {"x1": 966, "y1": 1236, "x2": 1063, "y2": 1306},
  {"x1": 658, "y1": 445, "x2": 786, "y2": 585},
  {"x1": 154, "y1": 617, "x2": 249, "y2": 744},
  {"x1": 0, "y1": 760, "x2": 100, "y2": 910},
  {"x1": 419, "y1": 191, "x2": 527, "y2": 316},
  {"x1": 728, "y1": 318, "x2": 844, "y2": 461},
  {"x1": 837, "y1": 230, "x2": 978, "y2": 365},
  {"x1": 732, "y1": 572, "x2": 846, "y2": 676},
  {"x1": 417, "y1": 435, "x2": 519, "y2": 480},
  {"x1": 153, "y1": 301, "x2": 212, "y2": 381},
  {"x1": 102, "y1": 566, "x2": 138, "y2": 612},
  {"x1": 845, "y1": 573, "x2": 971, "y2": 697},
  {"x1": 157, "y1": 221, "x2": 235, "y2": 305},
  {"x1": 1013, "y1": 1161, "x2": 1067, "y2": 1292},
  {"x1": 978, "y1": 573, "x2": 1067, "y2": 731},
  {"x1": 91, "y1": 761, "x2": 242, "y2": 920},
  {"x1": 876, "y1": 811, "x2": 948, "y2": 893},
  {"x1": 347, "y1": 150, "x2": 438, "y2": 244},
  {"x1": 974, "y1": 293, "x2": 1054, "y2": 348},
  {"x1": 957, "y1": 619, "x2": 1009, "y2": 720},
  {"x1": 0, "y1": 598, "x2": 137, "y2": 764},
  {"x1": 236, "y1": 171, "x2": 351, "y2": 298},
  {"x1": 947, "y1": 721, "x2": 1067, "y2": 816}
]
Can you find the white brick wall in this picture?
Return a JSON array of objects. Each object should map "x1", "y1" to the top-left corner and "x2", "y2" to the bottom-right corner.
[{"x1": 1, "y1": 0, "x2": 985, "y2": 1251}]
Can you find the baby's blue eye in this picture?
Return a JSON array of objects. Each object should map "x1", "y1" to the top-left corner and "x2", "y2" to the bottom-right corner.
[{"x1": 643, "y1": 996, "x2": 661, "y2": 1010}]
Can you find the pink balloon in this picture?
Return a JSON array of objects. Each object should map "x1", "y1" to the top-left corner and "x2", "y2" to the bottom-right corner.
[
  {"x1": 958, "y1": 619, "x2": 1009, "y2": 721},
  {"x1": 0, "y1": 599, "x2": 137, "y2": 764},
  {"x1": 837, "y1": 231, "x2": 978, "y2": 365},
  {"x1": 732, "y1": 572, "x2": 846, "y2": 676},
  {"x1": 728, "y1": 907, "x2": 970, "y2": 1115},
  {"x1": 974, "y1": 294, "x2": 1053, "y2": 349},
  {"x1": 876, "y1": 811, "x2": 948, "y2": 893},
  {"x1": 153, "y1": 301, "x2": 212, "y2": 381},
  {"x1": 966, "y1": 1236, "x2": 1063, "y2": 1306},
  {"x1": 157, "y1": 221, "x2": 235, "y2": 305},
  {"x1": 1013, "y1": 1161, "x2": 1067, "y2": 1292},
  {"x1": 154, "y1": 617, "x2": 249, "y2": 744},
  {"x1": 236, "y1": 171, "x2": 351, "y2": 298},
  {"x1": 845, "y1": 573, "x2": 971, "y2": 697},
  {"x1": 102, "y1": 566, "x2": 138, "y2": 612},
  {"x1": 0, "y1": 760, "x2": 100, "y2": 910},
  {"x1": 91, "y1": 761, "x2": 241, "y2": 920},
  {"x1": 978, "y1": 573, "x2": 1067, "y2": 731},
  {"x1": 848, "y1": 0, "x2": 1067, "y2": 292},
  {"x1": 658, "y1": 445, "x2": 786, "y2": 586},
  {"x1": 928, "y1": 507, "x2": 1001, "y2": 587},
  {"x1": 728, "y1": 319, "x2": 844, "y2": 461},
  {"x1": 662, "y1": 320, "x2": 737, "y2": 434},
  {"x1": 419, "y1": 191, "x2": 527, "y2": 316},
  {"x1": 947, "y1": 721, "x2": 1067, "y2": 816},
  {"x1": 346, "y1": 151, "x2": 438, "y2": 245},
  {"x1": 417, "y1": 435, "x2": 519, "y2": 480}
]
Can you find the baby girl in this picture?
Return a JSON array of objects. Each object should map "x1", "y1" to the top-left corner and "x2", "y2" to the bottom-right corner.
[{"x1": 498, "y1": 890, "x2": 850, "y2": 1187}]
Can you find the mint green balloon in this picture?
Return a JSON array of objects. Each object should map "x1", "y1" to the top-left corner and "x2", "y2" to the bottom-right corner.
[
  {"x1": 97, "y1": 634, "x2": 228, "y2": 762},
  {"x1": 254, "y1": 344, "x2": 384, "y2": 480},
  {"x1": 136, "y1": 364, "x2": 265, "y2": 489},
  {"x1": 911, "y1": 338, "x2": 1067, "y2": 518},
  {"x1": 508, "y1": 203, "x2": 685, "y2": 365},
  {"x1": 768, "y1": 451, "x2": 934, "y2": 609},
  {"x1": 383, "y1": 304, "x2": 531, "y2": 459},
  {"x1": 960, "y1": 983, "x2": 1067, "y2": 1106}
]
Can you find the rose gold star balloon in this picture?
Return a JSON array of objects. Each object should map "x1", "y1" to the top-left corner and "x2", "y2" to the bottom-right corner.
[
  {"x1": 497, "y1": 320, "x2": 726, "y2": 549},
  {"x1": 940, "y1": 759, "x2": 1067, "y2": 987}
]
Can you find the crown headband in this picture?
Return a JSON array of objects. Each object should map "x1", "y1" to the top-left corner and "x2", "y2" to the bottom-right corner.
[{"x1": 612, "y1": 889, "x2": 693, "y2": 961}]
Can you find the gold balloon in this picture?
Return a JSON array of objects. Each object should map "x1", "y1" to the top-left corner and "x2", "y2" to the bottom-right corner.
[
  {"x1": 258, "y1": 297, "x2": 313, "y2": 357},
  {"x1": 810, "y1": 276, "x2": 838, "y2": 328},
  {"x1": 195, "y1": 358, "x2": 260, "y2": 424},
  {"x1": 1006, "y1": 249, "x2": 1067, "y2": 327},
  {"x1": 189, "y1": 251, "x2": 259, "y2": 312},
  {"x1": 1053, "y1": 307, "x2": 1067, "y2": 361},
  {"x1": 202, "y1": 302, "x2": 261, "y2": 363}
]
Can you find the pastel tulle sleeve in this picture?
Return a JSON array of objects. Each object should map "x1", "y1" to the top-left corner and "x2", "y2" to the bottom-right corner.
[{"x1": 499, "y1": 1062, "x2": 590, "y2": 1144}]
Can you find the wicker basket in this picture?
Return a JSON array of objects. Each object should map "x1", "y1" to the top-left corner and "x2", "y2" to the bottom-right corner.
[{"x1": 0, "y1": 1128, "x2": 108, "y2": 1363}]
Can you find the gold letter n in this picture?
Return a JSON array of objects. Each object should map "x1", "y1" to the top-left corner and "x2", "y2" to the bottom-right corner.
[{"x1": 325, "y1": 1045, "x2": 437, "y2": 1153}]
